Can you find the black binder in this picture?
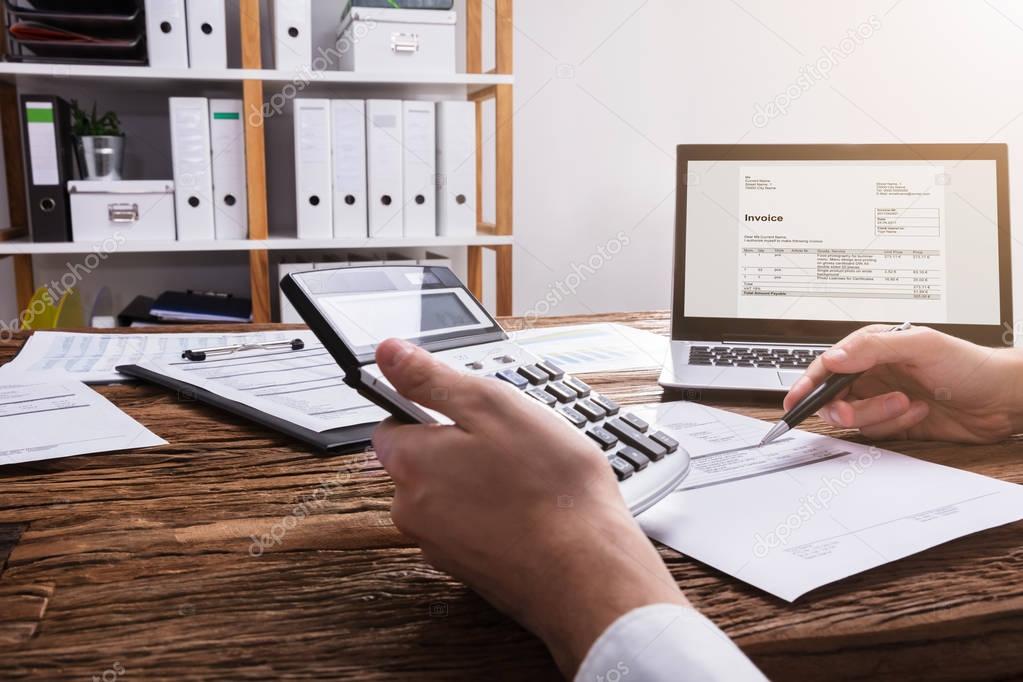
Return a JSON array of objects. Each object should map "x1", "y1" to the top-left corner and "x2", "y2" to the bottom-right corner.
[
  {"x1": 115, "y1": 364, "x2": 377, "y2": 454},
  {"x1": 20, "y1": 94, "x2": 74, "y2": 242}
]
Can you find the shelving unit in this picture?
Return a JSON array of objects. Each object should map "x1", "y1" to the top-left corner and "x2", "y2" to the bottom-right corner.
[{"x1": 0, "y1": 0, "x2": 514, "y2": 323}]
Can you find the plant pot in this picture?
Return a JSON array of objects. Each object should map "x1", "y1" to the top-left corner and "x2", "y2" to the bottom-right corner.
[{"x1": 74, "y1": 135, "x2": 125, "y2": 181}]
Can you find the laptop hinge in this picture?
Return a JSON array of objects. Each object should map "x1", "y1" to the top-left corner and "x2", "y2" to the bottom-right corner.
[{"x1": 720, "y1": 334, "x2": 832, "y2": 347}]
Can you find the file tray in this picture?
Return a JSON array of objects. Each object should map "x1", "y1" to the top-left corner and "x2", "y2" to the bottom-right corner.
[{"x1": 116, "y1": 364, "x2": 377, "y2": 455}]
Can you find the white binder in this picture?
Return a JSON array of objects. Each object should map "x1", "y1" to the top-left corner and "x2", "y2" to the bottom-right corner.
[
  {"x1": 272, "y1": 0, "x2": 312, "y2": 71},
  {"x1": 294, "y1": 99, "x2": 333, "y2": 239},
  {"x1": 401, "y1": 101, "x2": 437, "y2": 238},
  {"x1": 208, "y1": 99, "x2": 248, "y2": 240},
  {"x1": 366, "y1": 100, "x2": 404, "y2": 239},
  {"x1": 436, "y1": 101, "x2": 477, "y2": 237},
  {"x1": 278, "y1": 261, "x2": 316, "y2": 323},
  {"x1": 169, "y1": 97, "x2": 215, "y2": 240},
  {"x1": 185, "y1": 0, "x2": 227, "y2": 69},
  {"x1": 331, "y1": 100, "x2": 368, "y2": 239},
  {"x1": 145, "y1": 0, "x2": 189, "y2": 68}
]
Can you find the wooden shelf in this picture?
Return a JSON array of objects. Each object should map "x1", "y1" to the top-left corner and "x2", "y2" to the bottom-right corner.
[
  {"x1": 0, "y1": 62, "x2": 513, "y2": 87},
  {"x1": 0, "y1": 235, "x2": 514, "y2": 255}
]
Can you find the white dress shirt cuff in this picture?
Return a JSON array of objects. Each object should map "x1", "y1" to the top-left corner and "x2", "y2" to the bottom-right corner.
[{"x1": 574, "y1": 604, "x2": 767, "y2": 682}]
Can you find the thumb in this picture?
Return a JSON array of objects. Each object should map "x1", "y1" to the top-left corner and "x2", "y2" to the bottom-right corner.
[
  {"x1": 821, "y1": 326, "x2": 936, "y2": 374},
  {"x1": 375, "y1": 338, "x2": 477, "y2": 422}
]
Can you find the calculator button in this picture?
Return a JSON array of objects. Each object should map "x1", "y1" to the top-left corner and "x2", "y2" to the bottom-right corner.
[
  {"x1": 558, "y1": 406, "x2": 587, "y2": 428},
  {"x1": 545, "y1": 381, "x2": 577, "y2": 403},
  {"x1": 604, "y1": 418, "x2": 667, "y2": 461},
  {"x1": 535, "y1": 360, "x2": 565, "y2": 381},
  {"x1": 590, "y1": 394, "x2": 620, "y2": 416},
  {"x1": 517, "y1": 364, "x2": 548, "y2": 385},
  {"x1": 526, "y1": 387, "x2": 557, "y2": 407},
  {"x1": 563, "y1": 377, "x2": 591, "y2": 398},
  {"x1": 649, "y1": 431, "x2": 679, "y2": 454},
  {"x1": 574, "y1": 399, "x2": 606, "y2": 422},
  {"x1": 494, "y1": 354, "x2": 517, "y2": 364},
  {"x1": 609, "y1": 457, "x2": 635, "y2": 481},
  {"x1": 620, "y1": 412, "x2": 649, "y2": 433},
  {"x1": 616, "y1": 446, "x2": 650, "y2": 471},
  {"x1": 465, "y1": 361, "x2": 485, "y2": 370},
  {"x1": 495, "y1": 369, "x2": 529, "y2": 389},
  {"x1": 586, "y1": 426, "x2": 618, "y2": 451}
]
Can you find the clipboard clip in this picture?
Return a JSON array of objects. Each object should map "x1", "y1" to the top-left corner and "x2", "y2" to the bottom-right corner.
[{"x1": 182, "y1": 338, "x2": 306, "y2": 362}]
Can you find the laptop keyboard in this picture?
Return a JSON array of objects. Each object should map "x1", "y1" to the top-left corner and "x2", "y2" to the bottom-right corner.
[
  {"x1": 492, "y1": 360, "x2": 681, "y2": 482},
  {"x1": 688, "y1": 345, "x2": 823, "y2": 369}
]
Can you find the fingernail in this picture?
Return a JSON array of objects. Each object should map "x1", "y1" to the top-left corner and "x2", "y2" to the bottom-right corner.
[
  {"x1": 884, "y1": 395, "x2": 902, "y2": 416},
  {"x1": 824, "y1": 348, "x2": 848, "y2": 363},
  {"x1": 377, "y1": 338, "x2": 414, "y2": 369}
]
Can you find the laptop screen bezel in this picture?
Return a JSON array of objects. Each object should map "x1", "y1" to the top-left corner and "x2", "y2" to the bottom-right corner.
[{"x1": 671, "y1": 143, "x2": 1013, "y2": 347}]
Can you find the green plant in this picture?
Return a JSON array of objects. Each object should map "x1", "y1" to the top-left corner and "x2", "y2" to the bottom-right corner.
[{"x1": 70, "y1": 99, "x2": 123, "y2": 137}]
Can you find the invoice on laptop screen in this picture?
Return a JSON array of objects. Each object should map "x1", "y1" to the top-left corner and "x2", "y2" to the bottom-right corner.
[{"x1": 683, "y1": 160, "x2": 1001, "y2": 325}]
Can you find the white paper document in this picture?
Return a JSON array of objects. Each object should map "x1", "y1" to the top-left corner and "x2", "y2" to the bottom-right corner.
[
  {"x1": 510, "y1": 323, "x2": 668, "y2": 374},
  {"x1": 738, "y1": 164, "x2": 948, "y2": 322},
  {"x1": 132, "y1": 337, "x2": 386, "y2": 433},
  {"x1": 1, "y1": 330, "x2": 308, "y2": 384},
  {"x1": 634, "y1": 401, "x2": 1023, "y2": 602},
  {"x1": 0, "y1": 379, "x2": 166, "y2": 467}
]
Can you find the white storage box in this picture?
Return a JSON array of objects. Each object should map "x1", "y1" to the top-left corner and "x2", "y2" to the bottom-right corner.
[
  {"x1": 338, "y1": 7, "x2": 456, "y2": 74},
  {"x1": 68, "y1": 180, "x2": 176, "y2": 242}
]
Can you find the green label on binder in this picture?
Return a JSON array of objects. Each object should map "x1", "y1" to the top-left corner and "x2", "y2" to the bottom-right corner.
[
  {"x1": 213, "y1": 112, "x2": 240, "y2": 120},
  {"x1": 25, "y1": 106, "x2": 54, "y2": 123}
]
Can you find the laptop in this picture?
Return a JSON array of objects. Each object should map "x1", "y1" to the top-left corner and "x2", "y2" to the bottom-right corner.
[{"x1": 659, "y1": 143, "x2": 1013, "y2": 398}]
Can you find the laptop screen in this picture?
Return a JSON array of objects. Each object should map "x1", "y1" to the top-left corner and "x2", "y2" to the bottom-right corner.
[{"x1": 676, "y1": 149, "x2": 1009, "y2": 344}]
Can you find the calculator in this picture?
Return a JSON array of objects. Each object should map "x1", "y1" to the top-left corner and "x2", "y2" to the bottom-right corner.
[{"x1": 281, "y1": 265, "x2": 691, "y2": 515}]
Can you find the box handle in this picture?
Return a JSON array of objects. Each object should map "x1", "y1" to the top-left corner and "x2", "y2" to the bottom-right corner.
[
  {"x1": 108, "y1": 202, "x2": 140, "y2": 224},
  {"x1": 391, "y1": 32, "x2": 420, "y2": 54}
]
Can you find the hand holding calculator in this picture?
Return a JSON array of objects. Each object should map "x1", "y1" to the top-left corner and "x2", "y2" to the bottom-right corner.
[{"x1": 282, "y1": 265, "x2": 690, "y2": 515}]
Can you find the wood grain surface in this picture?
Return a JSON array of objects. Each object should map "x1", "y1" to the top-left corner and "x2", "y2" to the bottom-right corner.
[{"x1": 0, "y1": 313, "x2": 1021, "y2": 681}]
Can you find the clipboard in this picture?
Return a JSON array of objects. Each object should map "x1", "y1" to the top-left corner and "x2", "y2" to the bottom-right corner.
[{"x1": 116, "y1": 364, "x2": 377, "y2": 454}]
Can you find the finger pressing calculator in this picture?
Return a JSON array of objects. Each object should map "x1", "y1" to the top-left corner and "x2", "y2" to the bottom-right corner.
[{"x1": 282, "y1": 265, "x2": 690, "y2": 515}]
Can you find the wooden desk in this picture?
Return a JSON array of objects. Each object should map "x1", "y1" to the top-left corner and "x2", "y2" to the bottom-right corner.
[{"x1": 1, "y1": 313, "x2": 1021, "y2": 681}]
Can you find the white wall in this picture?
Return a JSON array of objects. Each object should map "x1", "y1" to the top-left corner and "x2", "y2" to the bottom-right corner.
[{"x1": 510, "y1": 0, "x2": 1023, "y2": 326}]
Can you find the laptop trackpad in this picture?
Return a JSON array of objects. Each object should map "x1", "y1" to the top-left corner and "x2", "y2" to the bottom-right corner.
[{"x1": 777, "y1": 371, "x2": 803, "y2": 388}]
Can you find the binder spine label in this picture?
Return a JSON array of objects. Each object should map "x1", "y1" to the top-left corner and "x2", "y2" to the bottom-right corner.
[{"x1": 26, "y1": 103, "x2": 59, "y2": 186}]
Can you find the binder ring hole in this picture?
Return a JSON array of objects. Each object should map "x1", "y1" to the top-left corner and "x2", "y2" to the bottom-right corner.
[
  {"x1": 456, "y1": 194, "x2": 467, "y2": 205},
  {"x1": 201, "y1": 22, "x2": 213, "y2": 35},
  {"x1": 224, "y1": 194, "x2": 236, "y2": 206},
  {"x1": 345, "y1": 195, "x2": 356, "y2": 206},
  {"x1": 188, "y1": 196, "x2": 200, "y2": 208},
  {"x1": 415, "y1": 195, "x2": 426, "y2": 205},
  {"x1": 309, "y1": 195, "x2": 320, "y2": 206},
  {"x1": 40, "y1": 197, "x2": 56, "y2": 213},
  {"x1": 288, "y1": 26, "x2": 299, "y2": 38},
  {"x1": 381, "y1": 195, "x2": 392, "y2": 206},
  {"x1": 160, "y1": 21, "x2": 172, "y2": 33}
]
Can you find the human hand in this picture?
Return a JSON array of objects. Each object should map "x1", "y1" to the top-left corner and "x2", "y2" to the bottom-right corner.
[
  {"x1": 371, "y1": 339, "x2": 688, "y2": 676},
  {"x1": 784, "y1": 325, "x2": 1023, "y2": 443}
]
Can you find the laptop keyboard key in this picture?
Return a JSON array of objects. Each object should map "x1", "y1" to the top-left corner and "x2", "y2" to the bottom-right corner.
[
  {"x1": 586, "y1": 426, "x2": 618, "y2": 451},
  {"x1": 649, "y1": 431, "x2": 679, "y2": 454}
]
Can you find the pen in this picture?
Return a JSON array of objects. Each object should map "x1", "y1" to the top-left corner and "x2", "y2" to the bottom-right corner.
[{"x1": 758, "y1": 322, "x2": 913, "y2": 446}]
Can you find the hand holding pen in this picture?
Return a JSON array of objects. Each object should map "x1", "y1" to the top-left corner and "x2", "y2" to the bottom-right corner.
[{"x1": 766, "y1": 323, "x2": 1023, "y2": 445}]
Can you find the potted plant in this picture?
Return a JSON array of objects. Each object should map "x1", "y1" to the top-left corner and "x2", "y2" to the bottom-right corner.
[{"x1": 70, "y1": 100, "x2": 125, "y2": 181}]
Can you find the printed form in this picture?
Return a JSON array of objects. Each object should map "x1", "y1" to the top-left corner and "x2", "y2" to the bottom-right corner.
[
  {"x1": 632, "y1": 401, "x2": 1023, "y2": 602},
  {"x1": 738, "y1": 165, "x2": 948, "y2": 322}
]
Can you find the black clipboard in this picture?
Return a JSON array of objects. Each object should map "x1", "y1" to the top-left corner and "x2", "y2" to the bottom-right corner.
[{"x1": 116, "y1": 364, "x2": 377, "y2": 454}]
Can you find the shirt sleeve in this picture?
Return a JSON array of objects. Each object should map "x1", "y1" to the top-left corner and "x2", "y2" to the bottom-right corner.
[{"x1": 574, "y1": 604, "x2": 767, "y2": 682}]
